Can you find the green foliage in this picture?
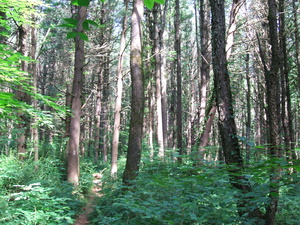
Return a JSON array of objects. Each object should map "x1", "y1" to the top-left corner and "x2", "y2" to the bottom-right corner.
[
  {"x1": 0, "y1": 156, "x2": 85, "y2": 224},
  {"x1": 89, "y1": 157, "x2": 300, "y2": 225},
  {"x1": 144, "y1": 0, "x2": 165, "y2": 10}
]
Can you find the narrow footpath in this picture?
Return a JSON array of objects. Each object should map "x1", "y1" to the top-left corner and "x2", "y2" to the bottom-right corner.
[{"x1": 73, "y1": 173, "x2": 103, "y2": 225}]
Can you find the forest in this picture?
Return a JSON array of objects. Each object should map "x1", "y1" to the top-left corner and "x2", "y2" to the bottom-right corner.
[{"x1": 1, "y1": 0, "x2": 300, "y2": 224}]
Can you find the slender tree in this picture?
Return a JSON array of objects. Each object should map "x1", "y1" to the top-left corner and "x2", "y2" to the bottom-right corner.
[
  {"x1": 111, "y1": 0, "x2": 128, "y2": 176},
  {"x1": 123, "y1": 0, "x2": 144, "y2": 185},
  {"x1": 175, "y1": 0, "x2": 183, "y2": 162}
]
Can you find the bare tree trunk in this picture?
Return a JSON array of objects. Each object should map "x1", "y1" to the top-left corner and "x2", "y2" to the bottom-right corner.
[
  {"x1": 94, "y1": 69, "x2": 102, "y2": 163},
  {"x1": 175, "y1": 0, "x2": 183, "y2": 162},
  {"x1": 16, "y1": 24, "x2": 30, "y2": 160},
  {"x1": 153, "y1": 3, "x2": 164, "y2": 158},
  {"x1": 292, "y1": 0, "x2": 300, "y2": 92},
  {"x1": 264, "y1": 0, "x2": 281, "y2": 223},
  {"x1": 160, "y1": 1, "x2": 168, "y2": 151},
  {"x1": 245, "y1": 53, "x2": 251, "y2": 164},
  {"x1": 30, "y1": 16, "x2": 39, "y2": 165},
  {"x1": 67, "y1": 6, "x2": 87, "y2": 186},
  {"x1": 210, "y1": 0, "x2": 264, "y2": 220},
  {"x1": 111, "y1": 0, "x2": 128, "y2": 176},
  {"x1": 123, "y1": 0, "x2": 144, "y2": 185}
]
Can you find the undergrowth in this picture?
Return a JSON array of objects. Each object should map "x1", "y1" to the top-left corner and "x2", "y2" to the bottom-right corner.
[
  {"x1": 0, "y1": 155, "x2": 95, "y2": 225},
  {"x1": 90, "y1": 157, "x2": 300, "y2": 225}
]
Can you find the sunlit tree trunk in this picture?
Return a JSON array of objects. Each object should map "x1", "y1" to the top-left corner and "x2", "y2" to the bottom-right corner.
[
  {"x1": 30, "y1": 16, "x2": 39, "y2": 164},
  {"x1": 67, "y1": 5, "x2": 87, "y2": 186},
  {"x1": 123, "y1": 0, "x2": 144, "y2": 185},
  {"x1": 153, "y1": 3, "x2": 164, "y2": 158},
  {"x1": 111, "y1": 0, "x2": 128, "y2": 176}
]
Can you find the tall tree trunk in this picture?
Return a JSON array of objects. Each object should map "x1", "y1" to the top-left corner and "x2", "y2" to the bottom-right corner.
[
  {"x1": 153, "y1": 3, "x2": 164, "y2": 158},
  {"x1": 210, "y1": 0, "x2": 264, "y2": 221},
  {"x1": 67, "y1": 6, "x2": 87, "y2": 186},
  {"x1": 264, "y1": 0, "x2": 281, "y2": 223},
  {"x1": 245, "y1": 53, "x2": 251, "y2": 164},
  {"x1": 30, "y1": 16, "x2": 39, "y2": 164},
  {"x1": 175, "y1": 0, "x2": 183, "y2": 162},
  {"x1": 123, "y1": 0, "x2": 144, "y2": 185},
  {"x1": 197, "y1": 0, "x2": 211, "y2": 155},
  {"x1": 160, "y1": 1, "x2": 168, "y2": 151},
  {"x1": 94, "y1": 69, "x2": 102, "y2": 163},
  {"x1": 16, "y1": 24, "x2": 30, "y2": 160},
  {"x1": 292, "y1": 0, "x2": 300, "y2": 92},
  {"x1": 111, "y1": 0, "x2": 128, "y2": 176}
]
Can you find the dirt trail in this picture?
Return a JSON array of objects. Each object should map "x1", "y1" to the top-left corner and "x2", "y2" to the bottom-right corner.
[{"x1": 73, "y1": 173, "x2": 103, "y2": 225}]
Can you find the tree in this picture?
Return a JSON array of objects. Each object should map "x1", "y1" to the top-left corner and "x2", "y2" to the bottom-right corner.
[
  {"x1": 111, "y1": 0, "x2": 129, "y2": 176},
  {"x1": 174, "y1": 0, "x2": 183, "y2": 162},
  {"x1": 67, "y1": 5, "x2": 87, "y2": 186},
  {"x1": 122, "y1": 0, "x2": 144, "y2": 185}
]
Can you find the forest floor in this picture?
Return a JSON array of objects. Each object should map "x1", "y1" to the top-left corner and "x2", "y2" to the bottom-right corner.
[{"x1": 73, "y1": 173, "x2": 103, "y2": 225}]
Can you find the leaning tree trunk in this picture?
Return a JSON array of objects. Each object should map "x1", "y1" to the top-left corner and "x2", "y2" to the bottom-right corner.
[
  {"x1": 67, "y1": 5, "x2": 87, "y2": 186},
  {"x1": 209, "y1": 0, "x2": 264, "y2": 221},
  {"x1": 122, "y1": 0, "x2": 144, "y2": 186}
]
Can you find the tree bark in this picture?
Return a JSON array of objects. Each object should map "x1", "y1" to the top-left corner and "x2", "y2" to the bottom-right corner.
[
  {"x1": 16, "y1": 24, "x2": 30, "y2": 160},
  {"x1": 153, "y1": 3, "x2": 164, "y2": 158},
  {"x1": 111, "y1": 0, "x2": 128, "y2": 176},
  {"x1": 67, "y1": 5, "x2": 87, "y2": 186},
  {"x1": 210, "y1": 0, "x2": 264, "y2": 221},
  {"x1": 264, "y1": 0, "x2": 281, "y2": 223},
  {"x1": 123, "y1": 0, "x2": 144, "y2": 185},
  {"x1": 175, "y1": 0, "x2": 183, "y2": 162}
]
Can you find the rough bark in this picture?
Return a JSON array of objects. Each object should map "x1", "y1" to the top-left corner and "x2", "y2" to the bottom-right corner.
[
  {"x1": 67, "y1": 6, "x2": 87, "y2": 186},
  {"x1": 123, "y1": 0, "x2": 144, "y2": 185},
  {"x1": 16, "y1": 24, "x2": 30, "y2": 160},
  {"x1": 264, "y1": 0, "x2": 281, "y2": 223},
  {"x1": 175, "y1": 0, "x2": 183, "y2": 162},
  {"x1": 210, "y1": 0, "x2": 264, "y2": 221},
  {"x1": 111, "y1": 0, "x2": 128, "y2": 176}
]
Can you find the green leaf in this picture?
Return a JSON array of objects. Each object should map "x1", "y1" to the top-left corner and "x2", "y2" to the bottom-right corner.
[
  {"x1": 63, "y1": 18, "x2": 78, "y2": 25},
  {"x1": 71, "y1": 0, "x2": 90, "y2": 6},
  {"x1": 78, "y1": 33, "x2": 88, "y2": 41},
  {"x1": 66, "y1": 32, "x2": 78, "y2": 39},
  {"x1": 154, "y1": 0, "x2": 165, "y2": 4},
  {"x1": 86, "y1": 19, "x2": 99, "y2": 27},
  {"x1": 82, "y1": 21, "x2": 90, "y2": 30},
  {"x1": 58, "y1": 24, "x2": 77, "y2": 28},
  {"x1": 144, "y1": 0, "x2": 154, "y2": 9}
]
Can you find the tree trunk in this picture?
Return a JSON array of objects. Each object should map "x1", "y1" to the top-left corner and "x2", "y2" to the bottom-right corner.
[
  {"x1": 67, "y1": 5, "x2": 87, "y2": 186},
  {"x1": 30, "y1": 16, "x2": 39, "y2": 165},
  {"x1": 16, "y1": 24, "x2": 30, "y2": 160},
  {"x1": 264, "y1": 0, "x2": 281, "y2": 223},
  {"x1": 153, "y1": 3, "x2": 164, "y2": 158},
  {"x1": 210, "y1": 0, "x2": 264, "y2": 221},
  {"x1": 175, "y1": 0, "x2": 183, "y2": 162},
  {"x1": 111, "y1": 0, "x2": 128, "y2": 176},
  {"x1": 123, "y1": 0, "x2": 144, "y2": 185}
]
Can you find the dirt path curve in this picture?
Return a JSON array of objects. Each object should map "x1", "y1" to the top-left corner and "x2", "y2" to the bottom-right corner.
[{"x1": 73, "y1": 172, "x2": 103, "y2": 225}]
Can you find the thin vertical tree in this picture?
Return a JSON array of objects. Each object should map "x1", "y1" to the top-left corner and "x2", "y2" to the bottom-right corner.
[
  {"x1": 174, "y1": 0, "x2": 183, "y2": 162},
  {"x1": 123, "y1": 0, "x2": 144, "y2": 185},
  {"x1": 111, "y1": 0, "x2": 128, "y2": 176},
  {"x1": 67, "y1": 5, "x2": 87, "y2": 186}
]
